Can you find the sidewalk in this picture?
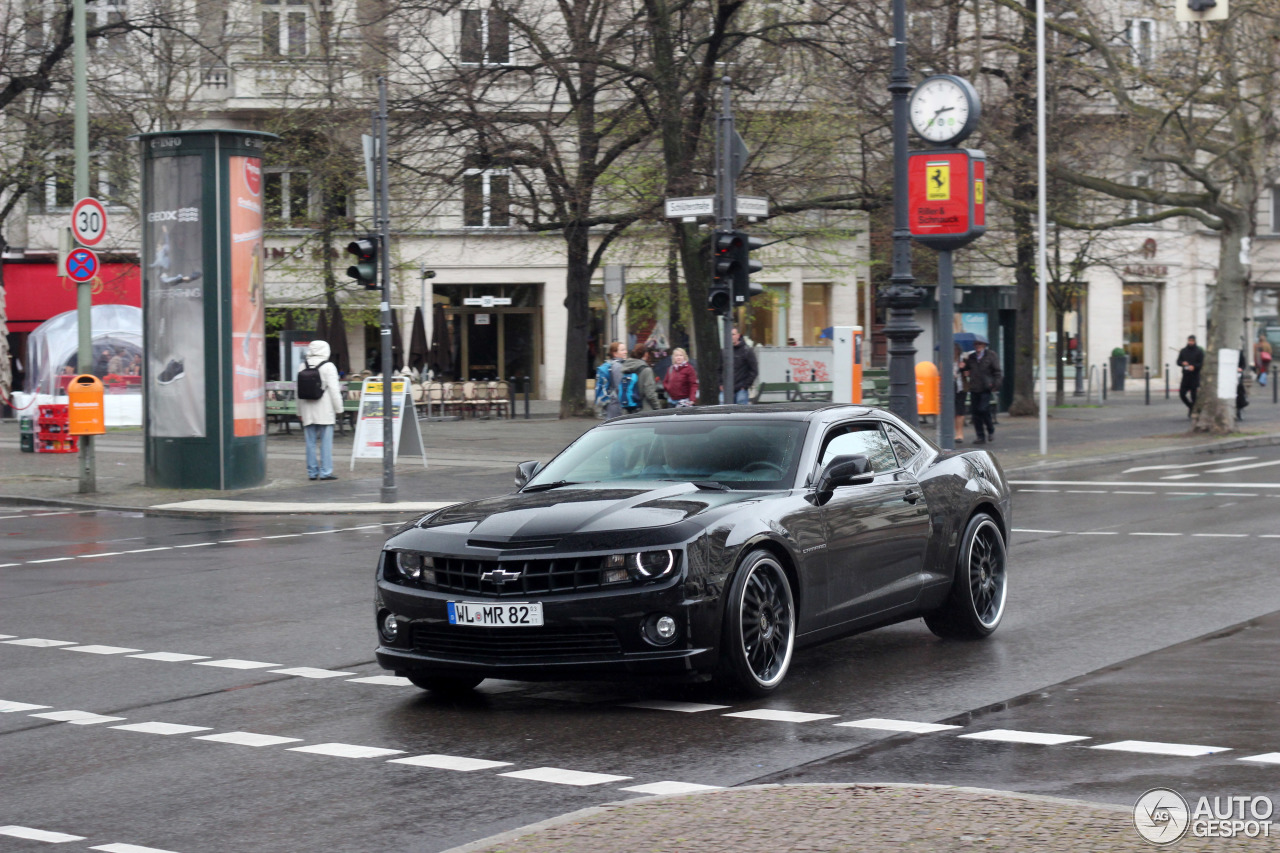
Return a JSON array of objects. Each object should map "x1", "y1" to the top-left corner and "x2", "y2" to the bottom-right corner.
[{"x1": 3, "y1": 392, "x2": 1279, "y2": 514}]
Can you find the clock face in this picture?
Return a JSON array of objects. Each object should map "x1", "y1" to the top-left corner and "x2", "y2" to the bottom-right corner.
[{"x1": 910, "y1": 76, "x2": 979, "y2": 145}]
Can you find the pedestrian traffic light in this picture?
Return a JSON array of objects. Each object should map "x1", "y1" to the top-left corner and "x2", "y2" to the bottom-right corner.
[
  {"x1": 346, "y1": 236, "x2": 378, "y2": 289},
  {"x1": 733, "y1": 233, "x2": 765, "y2": 306},
  {"x1": 708, "y1": 230, "x2": 737, "y2": 315}
]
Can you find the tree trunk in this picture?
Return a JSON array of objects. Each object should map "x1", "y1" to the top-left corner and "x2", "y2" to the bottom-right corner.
[
  {"x1": 1193, "y1": 218, "x2": 1250, "y2": 434},
  {"x1": 559, "y1": 223, "x2": 595, "y2": 417},
  {"x1": 1006, "y1": 1, "x2": 1038, "y2": 417}
]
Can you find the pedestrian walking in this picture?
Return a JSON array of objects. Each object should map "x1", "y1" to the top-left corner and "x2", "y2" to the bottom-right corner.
[
  {"x1": 297, "y1": 339, "x2": 344, "y2": 481},
  {"x1": 622, "y1": 344, "x2": 661, "y2": 412},
  {"x1": 722, "y1": 327, "x2": 758, "y2": 405},
  {"x1": 1254, "y1": 331, "x2": 1272, "y2": 387},
  {"x1": 593, "y1": 340, "x2": 628, "y2": 419},
  {"x1": 961, "y1": 337, "x2": 1001, "y2": 444},
  {"x1": 1177, "y1": 334, "x2": 1205, "y2": 417},
  {"x1": 664, "y1": 348, "x2": 699, "y2": 407},
  {"x1": 953, "y1": 344, "x2": 968, "y2": 443}
]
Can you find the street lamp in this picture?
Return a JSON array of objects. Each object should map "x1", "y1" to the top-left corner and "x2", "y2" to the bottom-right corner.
[{"x1": 884, "y1": 0, "x2": 926, "y2": 424}]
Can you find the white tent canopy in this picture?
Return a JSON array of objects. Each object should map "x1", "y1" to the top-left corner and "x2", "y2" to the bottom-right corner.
[{"x1": 25, "y1": 304, "x2": 143, "y2": 395}]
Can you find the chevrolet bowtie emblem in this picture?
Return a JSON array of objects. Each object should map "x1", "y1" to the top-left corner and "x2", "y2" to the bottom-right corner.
[{"x1": 480, "y1": 568, "x2": 522, "y2": 585}]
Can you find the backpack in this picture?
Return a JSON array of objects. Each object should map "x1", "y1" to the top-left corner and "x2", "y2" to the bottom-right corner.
[
  {"x1": 618, "y1": 372, "x2": 640, "y2": 409},
  {"x1": 296, "y1": 360, "x2": 328, "y2": 400}
]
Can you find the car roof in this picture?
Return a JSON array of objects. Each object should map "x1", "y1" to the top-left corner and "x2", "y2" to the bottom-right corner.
[{"x1": 605, "y1": 403, "x2": 881, "y2": 423}]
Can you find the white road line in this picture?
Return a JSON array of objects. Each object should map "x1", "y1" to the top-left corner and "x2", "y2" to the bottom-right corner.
[
  {"x1": 621, "y1": 781, "x2": 721, "y2": 795},
  {"x1": 110, "y1": 722, "x2": 213, "y2": 736},
  {"x1": 499, "y1": 767, "x2": 631, "y2": 786},
  {"x1": 1011, "y1": 528, "x2": 1060, "y2": 534},
  {"x1": 90, "y1": 843, "x2": 181, "y2": 853},
  {"x1": 1066, "y1": 490, "x2": 1108, "y2": 494},
  {"x1": 123, "y1": 547, "x2": 171, "y2": 554},
  {"x1": 288, "y1": 743, "x2": 405, "y2": 759},
  {"x1": 388, "y1": 754, "x2": 513, "y2": 771},
  {"x1": 835, "y1": 718, "x2": 961, "y2": 734},
  {"x1": 346, "y1": 675, "x2": 412, "y2": 686},
  {"x1": 1010, "y1": 479, "x2": 1280, "y2": 489},
  {"x1": 1212, "y1": 493, "x2": 1257, "y2": 497},
  {"x1": 64, "y1": 645, "x2": 143, "y2": 655},
  {"x1": 192, "y1": 659, "x2": 280, "y2": 670},
  {"x1": 1239, "y1": 753, "x2": 1280, "y2": 764},
  {"x1": 1017, "y1": 489, "x2": 1060, "y2": 493},
  {"x1": 0, "y1": 825, "x2": 86, "y2": 842},
  {"x1": 1192, "y1": 533, "x2": 1249, "y2": 538},
  {"x1": 78, "y1": 552, "x2": 123, "y2": 558},
  {"x1": 1260, "y1": 535, "x2": 1280, "y2": 539},
  {"x1": 193, "y1": 731, "x2": 303, "y2": 747},
  {"x1": 958, "y1": 729, "x2": 1090, "y2": 746},
  {"x1": 1078, "y1": 531, "x2": 1118, "y2": 536},
  {"x1": 0, "y1": 563, "x2": 20, "y2": 567},
  {"x1": 0, "y1": 634, "x2": 14, "y2": 640},
  {"x1": 218, "y1": 538, "x2": 261, "y2": 544},
  {"x1": 27, "y1": 557, "x2": 74, "y2": 564},
  {"x1": 127, "y1": 652, "x2": 210, "y2": 662},
  {"x1": 1160, "y1": 474, "x2": 1201, "y2": 480},
  {"x1": 1130, "y1": 532, "x2": 1182, "y2": 537},
  {"x1": 1169, "y1": 492, "x2": 1208, "y2": 496},
  {"x1": 723, "y1": 709, "x2": 839, "y2": 723},
  {"x1": 261, "y1": 534, "x2": 303, "y2": 539},
  {"x1": 1203, "y1": 459, "x2": 1280, "y2": 474},
  {"x1": 0, "y1": 700, "x2": 50, "y2": 712},
  {"x1": 1123, "y1": 457, "x2": 1255, "y2": 474},
  {"x1": 1091, "y1": 740, "x2": 1230, "y2": 757},
  {"x1": 269, "y1": 667, "x2": 356, "y2": 679},
  {"x1": 1113, "y1": 491, "x2": 1155, "y2": 495},
  {"x1": 623, "y1": 700, "x2": 731, "y2": 713},
  {"x1": 3, "y1": 638, "x2": 77, "y2": 647},
  {"x1": 173, "y1": 543, "x2": 216, "y2": 548},
  {"x1": 30, "y1": 710, "x2": 126, "y2": 725}
]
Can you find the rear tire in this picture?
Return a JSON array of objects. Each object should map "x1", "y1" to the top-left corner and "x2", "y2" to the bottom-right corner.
[
  {"x1": 925, "y1": 513, "x2": 1007, "y2": 639},
  {"x1": 406, "y1": 674, "x2": 484, "y2": 695},
  {"x1": 718, "y1": 549, "x2": 795, "y2": 696}
]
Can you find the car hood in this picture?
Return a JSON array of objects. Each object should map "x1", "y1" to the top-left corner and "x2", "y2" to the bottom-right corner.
[{"x1": 421, "y1": 482, "x2": 760, "y2": 539}]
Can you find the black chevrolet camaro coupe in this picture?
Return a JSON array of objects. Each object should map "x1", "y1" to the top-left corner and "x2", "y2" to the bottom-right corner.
[{"x1": 375, "y1": 404, "x2": 1011, "y2": 696}]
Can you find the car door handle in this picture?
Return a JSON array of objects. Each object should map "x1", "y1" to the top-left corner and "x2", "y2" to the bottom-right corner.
[{"x1": 903, "y1": 489, "x2": 921, "y2": 504}]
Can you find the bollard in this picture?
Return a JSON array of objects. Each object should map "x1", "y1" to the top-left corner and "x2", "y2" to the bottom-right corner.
[
  {"x1": 508, "y1": 375, "x2": 517, "y2": 419},
  {"x1": 1274, "y1": 365, "x2": 1278, "y2": 404},
  {"x1": 1145, "y1": 365, "x2": 1151, "y2": 405},
  {"x1": 1101, "y1": 365, "x2": 1107, "y2": 401},
  {"x1": 785, "y1": 369, "x2": 791, "y2": 382},
  {"x1": 523, "y1": 376, "x2": 531, "y2": 419}
]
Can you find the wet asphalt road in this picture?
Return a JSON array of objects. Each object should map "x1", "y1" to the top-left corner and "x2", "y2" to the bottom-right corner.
[{"x1": 3, "y1": 446, "x2": 1280, "y2": 851}]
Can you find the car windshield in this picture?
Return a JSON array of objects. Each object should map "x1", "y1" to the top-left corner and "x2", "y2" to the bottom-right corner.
[{"x1": 527, "y1": 419, "x2": 809, "y2": 490}]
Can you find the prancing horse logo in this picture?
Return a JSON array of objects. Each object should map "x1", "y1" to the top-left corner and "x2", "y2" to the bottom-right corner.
[{"x1": 480, "y1": 568, "x2": 522, "y2": 585}]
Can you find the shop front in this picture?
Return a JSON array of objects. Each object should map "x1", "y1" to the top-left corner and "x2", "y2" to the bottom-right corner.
[{"x1": 432, "y1": 283, "x2": 542, "y2": 393}]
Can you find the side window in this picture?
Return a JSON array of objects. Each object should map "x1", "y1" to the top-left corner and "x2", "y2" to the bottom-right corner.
[
  {"x1": 818, "y1": 423, "x2": 897, "y2": 473},
  {"x1": 884, "y1": 424, "x2": 921, "y2": 467}
]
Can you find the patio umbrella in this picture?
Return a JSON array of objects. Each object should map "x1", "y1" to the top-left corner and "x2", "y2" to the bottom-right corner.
[
  {"x1": 430, "y1": 302, "x2": 453, "y2": 377},
  {"x1": 391, "y1": 308, "x2": 405, "y2": 374},
  {"x1": 408, "y1": 306, "x2": 430, "y2": 375},
  {"x1": 328, "y1": 302, "x2": 351, "y2": 376}
]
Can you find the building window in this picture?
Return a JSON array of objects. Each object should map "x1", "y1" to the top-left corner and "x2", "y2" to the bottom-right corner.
[
  {"x1": 460, "y1": 6, "x2": 511, "y2": 65},
  {"x1": 463, "y1": 169, "x2": 510, "y2": 227},
  {"x1": 264, "y1": 170, "x2": 311, "y2": 225},
  {"x1": 1125, "y1": 18, "x2": 1155, "y2": 67},
  {"x1": 44, "y1": 151, "x2": 126, "y2": 210},
  {"x1": 1131, "y1": 172, "x2": 1154, "y2": 218},
  {"x1": 745, "y1": 285, "x2": 788, "y2": 346},
  {"x1": 802, "y1": 283, "x2": 830, "y2": 347},
  {"x1": 262, "y1": 0, "x2": 330, "y2": 57},
  {"x1": 1272, "y1": 187, "x2": 1280, "y2": 234}
]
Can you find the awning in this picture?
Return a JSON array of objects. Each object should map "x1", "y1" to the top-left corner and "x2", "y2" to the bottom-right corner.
[{"x1": 2, "y1": 260, "x2": 141, "y2": 329}]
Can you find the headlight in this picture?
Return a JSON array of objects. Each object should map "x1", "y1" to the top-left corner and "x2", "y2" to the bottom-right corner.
[
  {"x1": 395, "y1": 551, "x2": 435, "y2": 584},
  {"x1": 631, "y1": 549, "x2": 677, "y2": 580}
]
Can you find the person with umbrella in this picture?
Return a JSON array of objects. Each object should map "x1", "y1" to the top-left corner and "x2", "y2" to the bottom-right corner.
[{"x1": 959, "y1": 333, "x2": 1001, "y2": 444}]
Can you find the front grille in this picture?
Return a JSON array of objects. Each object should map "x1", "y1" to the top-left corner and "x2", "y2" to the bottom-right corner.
[
  {"x1": 412, "y1": 625, "x2": 623, "y2": 660},
  {"x1": 433, "y1": 555, "x2": 608, "y2": 597}
]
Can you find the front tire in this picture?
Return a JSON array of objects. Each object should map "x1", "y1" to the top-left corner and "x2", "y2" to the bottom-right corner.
[
  {"x1": 406, "y1": 674, "x2": 484, "y2": 695},
  {"x1": 719, "y1": 550, "x2": 796, "y2": 696},
  {"x1": 925, "y1": 512, "x2": 1007, "y2": 639}
]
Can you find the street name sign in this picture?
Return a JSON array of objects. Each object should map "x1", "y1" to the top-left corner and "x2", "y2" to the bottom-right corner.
[{"x1": 664, "y1": 196, "x2": 771, "y2": 219}]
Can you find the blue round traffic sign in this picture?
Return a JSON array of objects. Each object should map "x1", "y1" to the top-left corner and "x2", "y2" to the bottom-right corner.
[{"x1": 66, "y1": 247, "x2": 100, "y2": 283}]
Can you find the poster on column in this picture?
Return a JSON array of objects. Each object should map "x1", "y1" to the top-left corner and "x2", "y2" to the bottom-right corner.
[
  {"x1": 230, "y1": 156, "x2": 266, "y2": 436},
  {"x1": 350, "y1": 379, "x2": 427, "y2": 469},
  {"x1": 145, "y1": 155, "x2": 206, "y2": 437}
]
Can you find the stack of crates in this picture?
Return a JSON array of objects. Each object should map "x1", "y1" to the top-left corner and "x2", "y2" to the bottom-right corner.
[
  {"x1": 19, "y1": 416, "x2": 35, "y2": 453},
  {"x1": 36, "y1": 404, "x2": 78, "y2": 453}
]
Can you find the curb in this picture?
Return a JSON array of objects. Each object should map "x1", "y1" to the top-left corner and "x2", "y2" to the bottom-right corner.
[
  {"x1": 1001, "y1": 431, "x2": 1280, "y2": 476},
  {"x1": 436, "y1": 783, "x2": 1129, "y2": 853}
]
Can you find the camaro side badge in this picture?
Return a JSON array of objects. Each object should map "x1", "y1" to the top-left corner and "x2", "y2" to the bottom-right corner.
[
  {"x1": 802, "y1": 544, "x2": 827, "y2": 554},
  {"x1": 481, "y1": 568, "x2": 523, "y2": 584}
]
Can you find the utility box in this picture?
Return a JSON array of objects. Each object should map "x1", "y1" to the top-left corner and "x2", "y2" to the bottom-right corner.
[
  {"x1": 138, "y1": 129, "x2": 278, "y2": 489},
  {"x1": 67, "y1": 374, "x2": 106, "y2": 435}
]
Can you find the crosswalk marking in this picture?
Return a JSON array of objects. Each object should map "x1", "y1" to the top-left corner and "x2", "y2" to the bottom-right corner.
[
  {"x1": 959, "y1": 729, "x2": 1089, "y2": 745},
  {"x1": 0, "y1": 825, "x2": 86, "y2": 842},
  {"x1": 499, "y1": 767, "x2": 631, "y2": 786},
  {"x1": 1091, "y1": 740, "x2": 1230, "y2": 757}
]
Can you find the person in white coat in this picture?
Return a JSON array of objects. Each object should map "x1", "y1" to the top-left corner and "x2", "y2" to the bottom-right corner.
[{"x1": 299, "y1": 339, "x2": 344, "y2": 480}]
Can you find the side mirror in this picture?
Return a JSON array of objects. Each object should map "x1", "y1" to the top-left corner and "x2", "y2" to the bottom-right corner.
[
  {"x1": 815, "y1": 454, "x2": 874, "y2": 495},
  {"x1": 514, "y1": 460, "x2": 542, "y2": 488}
]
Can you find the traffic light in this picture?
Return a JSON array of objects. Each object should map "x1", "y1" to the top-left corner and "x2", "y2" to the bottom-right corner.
[
  {"x1": 733, "y1": 233, "x2": 765, "y2": 306},
  {"x1": 708, "y1": 230, "x2": 737, "y2": 315},
  {"x1": 346, "y1": 235, "x2": 378, "y2": 289}
]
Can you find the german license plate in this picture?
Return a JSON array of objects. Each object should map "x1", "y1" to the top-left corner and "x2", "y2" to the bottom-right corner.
[{"x1": 448, "y1": 601, "x2": 544, "y2": 627}]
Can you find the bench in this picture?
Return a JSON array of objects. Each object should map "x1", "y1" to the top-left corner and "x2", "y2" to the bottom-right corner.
[
  {"x1": 755, "y1": 382, "x2": 799, "y2": 403},
  {"x1": 265, "y1": 381, "x2": 357, "y2": 434}
]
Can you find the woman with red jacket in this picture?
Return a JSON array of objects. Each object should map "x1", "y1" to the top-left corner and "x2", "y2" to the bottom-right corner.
[{"x1": 663, "y1": 347, "x2": 699, "y2": 407}]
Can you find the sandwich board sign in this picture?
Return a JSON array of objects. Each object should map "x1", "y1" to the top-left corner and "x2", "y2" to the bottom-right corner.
[{"x1": 350, "y1": 378, "x2": 427, "y2": 469}]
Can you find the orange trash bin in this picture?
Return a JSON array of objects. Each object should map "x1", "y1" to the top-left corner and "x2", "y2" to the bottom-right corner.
[
  {"x1": 915, "y1": 361, "x2": 940, "y2": 417},
  {"x1": 67, "y1": 374, "x2": 106, "y2": 435}
]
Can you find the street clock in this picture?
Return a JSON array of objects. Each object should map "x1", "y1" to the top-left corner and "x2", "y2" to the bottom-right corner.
[{"x1": 909, "y1": 75, "x2": 981, "y2": 146}]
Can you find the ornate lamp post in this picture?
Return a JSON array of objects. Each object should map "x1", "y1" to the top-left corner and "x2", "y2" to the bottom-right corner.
[{"x1": 883, "y1": 0, "x2": 926, "y2": 424}]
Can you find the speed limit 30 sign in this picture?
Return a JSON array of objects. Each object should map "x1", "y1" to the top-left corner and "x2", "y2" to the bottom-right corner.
[{"x1": 71, "y1": 197, "x2": 108, "y2": 247}]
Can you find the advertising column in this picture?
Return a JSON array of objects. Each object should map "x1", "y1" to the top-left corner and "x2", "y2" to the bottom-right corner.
[{"x1": 141, "y1": 130, "x2": 277, "y2": 489}]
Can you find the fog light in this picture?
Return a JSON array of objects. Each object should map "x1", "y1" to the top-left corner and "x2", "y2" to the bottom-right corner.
[
  {"x1": 656, "y1": 615, "x2": 676, "y2": 640},
  {"x1": 379, "y1": 612, "x2": 399, "y2": 641},
  {"x1": 642, "y1": 612, "x2": 679, "y2": 646}
]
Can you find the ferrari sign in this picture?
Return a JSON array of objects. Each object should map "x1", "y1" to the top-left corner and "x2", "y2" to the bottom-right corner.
[{"x1": 908, "y1": 149, "x2": 987, "y2": 250}]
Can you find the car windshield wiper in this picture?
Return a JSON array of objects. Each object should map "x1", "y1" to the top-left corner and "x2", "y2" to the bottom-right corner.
[
  {"x1": 522, "y1": 480, "x2": 580, "y2": 493},
  {"x1": 690, "y1": 480, "x2": 731, "y2": 491}
]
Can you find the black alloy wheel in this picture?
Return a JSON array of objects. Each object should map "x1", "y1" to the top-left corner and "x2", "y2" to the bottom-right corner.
[
  {"x1": 721, "y1": 550, "x2": 796, "y2": 696},
  {"x1": 406, "y1": 674, "x2": 485, "y2": 695},
  {"x1": 925, "y1": 512, "x2": 1007, "y2": 639}
]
